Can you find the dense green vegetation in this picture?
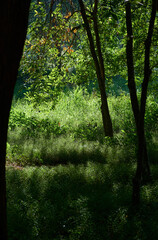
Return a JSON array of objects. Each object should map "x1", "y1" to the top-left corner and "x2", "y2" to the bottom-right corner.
[
  {"x1": 4, "y1": 0, "x2": 158, "y2": 239},
  {"x1": 7, "y1": 162, "x2": 158, "y2": 240},
  {"x1": 8, "y1": 88, "x2": 158, "y2": 166},
  {"x1": 7, "y1": 88, "x2": 158, "y2": 239}
]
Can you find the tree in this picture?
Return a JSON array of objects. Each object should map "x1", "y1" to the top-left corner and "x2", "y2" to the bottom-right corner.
[
  {"x1": 0, "y1": 1, "x2": 31, "y2": 239},
  {"x1": 20, "y1": 1, "x2": 81, "y2": 106},
  {"x1": 78, "y1": 0, "x2": 113, "y2": 137},
  {"x1": 125, "y1": 0, "x2": 157, "y2": 205},
  {"x1": 20, "y1": 0, "x2": 125, "y2": 137},
  {"x1": 19, "y1": 0, "x2": 114, "y2": 137}
]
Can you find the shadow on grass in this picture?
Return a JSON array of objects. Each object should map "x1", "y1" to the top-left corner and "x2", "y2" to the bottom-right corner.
[
  {"x1": 7, "y1": 132, "x2": 137, "y2": 167},
  {"x1": 6, "y1": 161, "x2": 158, "y2": 240}
]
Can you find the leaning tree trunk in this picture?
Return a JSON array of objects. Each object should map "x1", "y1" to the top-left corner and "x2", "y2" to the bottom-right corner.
[
  {"x1": 78, "y1": 0, "x2": 113, "y2": 137},
  {"x1": 93, "y1": 4, "x2": 113, "y2": 137},
  {"x1": 0, "y1": 1, "x2": 31, "y2": 239}
]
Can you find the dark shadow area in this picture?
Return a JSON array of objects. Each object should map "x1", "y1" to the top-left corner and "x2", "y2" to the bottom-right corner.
[{"x1": 6, "y1": 161, "x2": 158, "y2": 240}]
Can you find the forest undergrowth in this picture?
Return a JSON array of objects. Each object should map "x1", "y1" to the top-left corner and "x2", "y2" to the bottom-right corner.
[{"x1": 6, "y1": 87, "x2": 158, "y2": 240}]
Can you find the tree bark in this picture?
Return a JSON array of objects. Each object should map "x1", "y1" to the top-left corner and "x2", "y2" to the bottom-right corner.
[
  {"x1": 0, "y1": 1, "x2": 31, "y2": 239},
  {"x1": 125, "y1": 0, "x2": 156, "y2": 206},
  {"x1": 125, "y1": 1, "x2": 142, "y2": 205},
  {"x1": 78, "y1": 0, "x2": 113, "y2": 137},
  {"x1": 140, "y1": 0, "x2": 157, "y2": 179}
]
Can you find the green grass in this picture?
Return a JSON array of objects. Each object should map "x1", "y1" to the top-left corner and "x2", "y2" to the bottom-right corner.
[
  {"x1": 7, "y1": 162, "x2": 158, "y2": 240},
  {"x1": 7, "y1": 87, "x2": 157, "y2": 166},
  {"x1": 6, "y1": 87, "x2": 158, "y2": 239}
]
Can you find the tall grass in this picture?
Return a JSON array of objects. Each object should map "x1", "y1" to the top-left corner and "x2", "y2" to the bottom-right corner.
[
  {"x1": 6, "y1": 87, "x2": 158, "y2": 239},
  {"x1": 7, "y1": 87, "x2": 158, "y2": 166}
]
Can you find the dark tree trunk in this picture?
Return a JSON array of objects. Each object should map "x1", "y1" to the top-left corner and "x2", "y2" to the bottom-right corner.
[
  {"x1": 125, "y1": 0, "x2": 156, "y2": 206},
  {"x1": 139, "y1": 0, "x2": 156, "y2": 180},
  {"x1": 0, "y1": 1, "x2": 31, "y2": 239},
  {"x1": 125, "y1": 1, "x2": 143, "y2": 205},
  {"x1": 78, "y1": 0, "x2": 113, "y2": 137}
]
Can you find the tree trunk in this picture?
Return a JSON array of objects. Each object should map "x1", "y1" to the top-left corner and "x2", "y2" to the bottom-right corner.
[
  {"x1": 0, "y1": 1, "x2": 31, "y2": 239},
  {"x1": 100, "y1": 90, "x2": 113, "y2": 137},
  {"x1": 0, "y1": 119, "x2": 8, "y2": 240},
  {"x1": 133, "y1": 0, "x2": 156, "y2": 205},
  {"x1": 125, "y1": 0, "x2": 156, "y2": 206},
  {"x1": 93, "y1": 3, "x2": 113, "y2": 137},
  {"x1": 78, "y1": 0, "x2": 113, "y2": 137}
]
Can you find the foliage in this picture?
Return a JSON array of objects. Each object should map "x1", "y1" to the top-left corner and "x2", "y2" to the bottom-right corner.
[
  {"x1": 18, "y1": 0, "x2": 158, "y2": 106},
  {"x1": 7, "y1": 88, "x2": 158, "y2": 166},
  {"x1": 19, "y1": 0, "x2": 95, "y2": 106}
]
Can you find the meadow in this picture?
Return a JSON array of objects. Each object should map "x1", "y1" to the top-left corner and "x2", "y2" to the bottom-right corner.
[{"x1": 6, "y1": 87, "x2": 158, "y2": 240}]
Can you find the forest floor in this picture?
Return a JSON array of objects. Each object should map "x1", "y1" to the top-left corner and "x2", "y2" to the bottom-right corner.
[{"x1": 6, "y1": 90, "x2": 158, "y2": 240}]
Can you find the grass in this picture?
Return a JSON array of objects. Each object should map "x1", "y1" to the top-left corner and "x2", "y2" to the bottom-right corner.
[
  {"x1": 6, "y1": 87, "x2": 158, "y2": 239},
  {"x1": 7, "y1": 88, "x2": 135, "y2": 165},
  {"x1": 6, "y1": 162, "x2": 158, "y2": 240}
]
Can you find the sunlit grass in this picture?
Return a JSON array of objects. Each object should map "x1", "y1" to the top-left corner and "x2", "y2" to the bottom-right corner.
[{"x1": 7, "y1": 88, "x2": 158, "y2": 167}]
